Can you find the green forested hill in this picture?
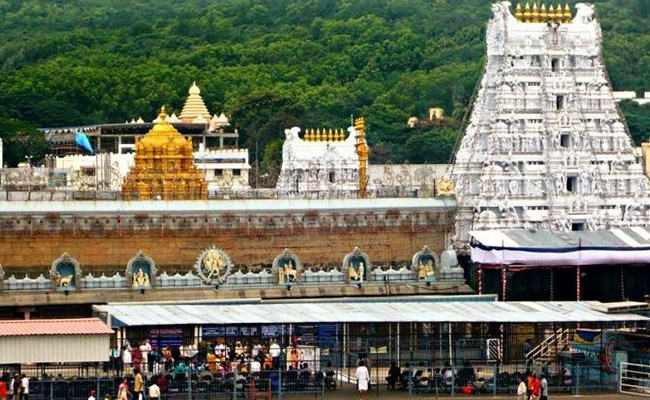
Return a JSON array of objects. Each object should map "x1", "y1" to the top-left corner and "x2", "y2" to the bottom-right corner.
[{"x1": 0, "y1": 0, "x2": 649, "y2": 168}]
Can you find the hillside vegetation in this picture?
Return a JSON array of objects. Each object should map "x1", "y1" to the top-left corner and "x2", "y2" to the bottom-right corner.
[{"x1": 0, "y1": 0, "x2": 649, "y2": 168}]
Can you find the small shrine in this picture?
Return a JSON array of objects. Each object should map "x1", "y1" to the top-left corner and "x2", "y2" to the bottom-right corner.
[
  {"x1": 121, "y1": 107, "x2": 208, "y2": 200},
  {"x1": 179, "y1": 82, "x2": 212, "y2": 124},
  {"x1": 275, "y1": 117, "x2": 370, "y2": 199}
]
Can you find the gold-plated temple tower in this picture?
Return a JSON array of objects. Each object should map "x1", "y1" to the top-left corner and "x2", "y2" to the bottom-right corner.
[
  {"x1": 354, "y1": 117, "x2": 369, "y2": 199},
  {"x1": 122, "y1": 107, "x2": 208, "y2": 200}
]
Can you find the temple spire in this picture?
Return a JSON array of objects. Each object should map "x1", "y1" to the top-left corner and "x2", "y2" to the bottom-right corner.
[{"x1": 179, "y1": 81, "x2": 211, "y2": 123}]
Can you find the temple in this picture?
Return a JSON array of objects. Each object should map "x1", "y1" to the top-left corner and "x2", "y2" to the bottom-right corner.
[
  {"x1": 121, "y1": 107, "x2": 208, "y2": 200},
  {"x1": 275, "y1": 117, "x2": 370, "y2": 198},
  {"x1": 179, "y1": 81, "x2": 212, "y2": 124},
  {"x1": 451, "y1": 2, "x2": 650, "y2": 249}
]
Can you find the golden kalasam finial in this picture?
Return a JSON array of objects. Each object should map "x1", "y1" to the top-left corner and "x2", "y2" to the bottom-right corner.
[
  {"x1": 524, "y1": 2, "x2": 531, "y2": 22},
  {"x1": 316, "y1": 128, "x2": 322, "y2": 141},
  {"x1": 339, "y1": 128, "x2": 345, "y2": 141},
  {"x1": 158, "y1": 106, "x2": 168, "y2": 122},
  {"x1": 556, "y1": 4, "x2": 562, "y2": 22},
  {"x1": 540, "y1": 4, "x2": 547, "y2": 22},
  {"x1": 327, "y1": 128, "x2": 333, "y2": 141},
  {"x1": 515, "y1": 3, "x2": 523, "y2": 21},
  {"x1": 563, "y1": 3, "x2": 572, "y2": 23},
  {"x1": 531, "y1": 3, "x2": 539, "y2": 22},
  {"x1": 304, "y1": 129, "x2": 310, "y2": 142},
  {"x1": 548, "y1": 5, "x2": 555, "y2": 22}
]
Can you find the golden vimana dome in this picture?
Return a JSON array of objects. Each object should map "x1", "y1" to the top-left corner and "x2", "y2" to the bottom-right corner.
[
  {"x1": 180, "y1": 81, "x2": 211, "y2": 123},
  {"x1": 122, "y1": 106, "x2": 208, "y2": 200}
]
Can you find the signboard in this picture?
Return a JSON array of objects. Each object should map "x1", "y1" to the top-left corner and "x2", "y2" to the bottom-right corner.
[
  {"x1": 202, "y1": 326, "x2": 226, "y2": 338},
  {"x1": 318, "y1": 324, "x2": 339, "y2": 347},
  {"x1": 150, "y1": 328, "x2": 183, "y2": 348},
  {"x1": 48, "y1": 171, "x2": 68, "y2": 187},
  {"x1": 262, "y1": 324, "x2": 282, "y2": 338}
]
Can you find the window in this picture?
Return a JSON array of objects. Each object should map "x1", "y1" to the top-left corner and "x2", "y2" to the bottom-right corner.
[
  {"x1": 531, "y1": 55, "x2": 541, "y2": 66},
  {"x1": 233, "y1": 169, "x2": 241, "y2": 176},
  {"x1": 214, "y1": 169, "x2": 223, "y2": 177},
  {"x1": 81, "y1": 167, "x2": 95, "y2": 176},
  {"x1": 560, "y1": 134, "x2": 570, "y2": 148},
  {"x1": 552, "y1": 58, "x2": 560, "y2": 72},
  {"x1": 571, "y1": 222, "x2": 585, "y2": 231},
  {"x1": 567, "y1": 176, "x2": 577, "y2": 193},
  {"x1": 556, "y1": 95, "x2": 565, "y2": 110},
  {"x1": 329, "y1": 171, "x2": 336, "y2": 183}
]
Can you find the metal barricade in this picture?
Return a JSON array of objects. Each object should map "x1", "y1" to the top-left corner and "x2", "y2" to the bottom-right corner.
[{"x1": 620, "y1": 362, "x2": 650, "y2": 397}]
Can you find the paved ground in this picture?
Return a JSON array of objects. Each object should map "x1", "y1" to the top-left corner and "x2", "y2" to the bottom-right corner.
[{"x1": 279, "y1": 383, "x2": 630, "y2": 399}]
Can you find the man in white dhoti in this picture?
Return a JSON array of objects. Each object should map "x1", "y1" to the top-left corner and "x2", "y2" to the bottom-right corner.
[{"x1": 356, "y1": 360, "x2": 370, "y2": 399}]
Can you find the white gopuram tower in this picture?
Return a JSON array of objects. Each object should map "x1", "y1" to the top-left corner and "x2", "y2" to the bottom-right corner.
[{"x1": 452, "y1": 2, "x2": 649, "y2": 249}]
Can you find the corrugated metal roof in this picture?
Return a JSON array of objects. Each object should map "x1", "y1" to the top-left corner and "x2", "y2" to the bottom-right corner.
[
  {"x1": 0, "y1": 318, "x2": 113, "y2": 337},
  {"x1": 94, "y1": 300, "x2": 649, "y2": 327}
]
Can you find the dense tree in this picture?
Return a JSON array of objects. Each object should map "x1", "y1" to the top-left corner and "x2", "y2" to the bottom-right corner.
[{"x1": 0, "y1": 0, "x2": 648, "y2": 169}]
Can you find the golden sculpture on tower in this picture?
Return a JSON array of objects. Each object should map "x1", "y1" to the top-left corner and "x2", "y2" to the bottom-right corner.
[
  {"x1": 354, "y1": 117, "x2": 369, "y2": 199},
  {"x1": 122, "y1": 106, "x2": 208, "y2": 200}
]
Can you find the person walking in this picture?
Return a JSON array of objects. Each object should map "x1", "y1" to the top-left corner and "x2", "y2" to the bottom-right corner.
[
  {"x1": 540, "y1": 374, "x2": 548, "y2": 400},
  {"x1": 87, "y1": 390, "x2": 96, "y2": 400},
  {"x1": 517, "y1": 376, "x2": 527, "y2": 400},
  {"x1": 133, "y1": 369, "x2": 144, "y2": 400},
  {"x1": 356, "y1": 360, "x2": 370, "y2": 400},
  {"x1": 20, "y1": 375, "x2": 28, "y2": 400},
  {"x1": 148, "y1": 382, "x2": 160, "y2": 400},
  {"x1": 0, "y1": 376, "x2": 7, "y2": 400},
  {"x1": 530, "y1": 373, "x2": 541, "y2": 400},
  {"x1": 117, "y1": 378, "x2": 130, "y2": 400},
  {"x1": 12, "y1": 375, "x2": 22, "y2": 400}
]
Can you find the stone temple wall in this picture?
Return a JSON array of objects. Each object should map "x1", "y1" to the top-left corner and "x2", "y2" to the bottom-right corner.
[{"x1": 0, "y1": 208, "x2": 454, "y2": 271}]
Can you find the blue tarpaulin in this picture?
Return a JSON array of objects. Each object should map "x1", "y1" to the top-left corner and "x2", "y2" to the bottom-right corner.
[{"x1": 75, "y1": 132, "x2": 94, "y2": 153}]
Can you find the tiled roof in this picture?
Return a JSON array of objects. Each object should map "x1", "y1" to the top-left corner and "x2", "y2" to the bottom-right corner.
[{"x1": 0, "y1": 318, "x2": 113, "y2": 337}]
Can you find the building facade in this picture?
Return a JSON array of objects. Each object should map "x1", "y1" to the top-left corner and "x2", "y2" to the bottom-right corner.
[
  {"x1": 276, "y1": 119, "x2": 369, "y2": 199},
  {"x1": 452, "y1": 2, "x2": 650, "y2": 248}
]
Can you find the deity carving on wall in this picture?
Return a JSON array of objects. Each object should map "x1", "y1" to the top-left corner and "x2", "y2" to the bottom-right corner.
[
  {"x1": 272, "y1": 249, "x2": 301, "y2": 285},
  {"x1": 126, "y1": 251, "x2": 156, "y2": 289},
  {"x1": 195, "y1": 246, "x2": 233, "y2": 284},
  {"x1": 411, "y1": 246, "x2": 439, "y2": 282},
  {"x1": 50, "y1": 253, "x2": 82, "y2": 291},
  {"x1": 343, "y1": 247, "x2": 370, "y2": 283}
]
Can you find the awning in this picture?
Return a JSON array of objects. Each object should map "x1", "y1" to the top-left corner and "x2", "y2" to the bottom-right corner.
[
  {"x1": 469, "y1": 228, "x2": 650, "y2": 266},
  {"x1": 93, "y1": 299, "x2": 650, "y2": 326},
  {"x1": 0, "y1": 318, "x2": 113, "y2": 337},
  {"x1": 0, "y1": 318, "x2": 113, "y2": 364}
]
